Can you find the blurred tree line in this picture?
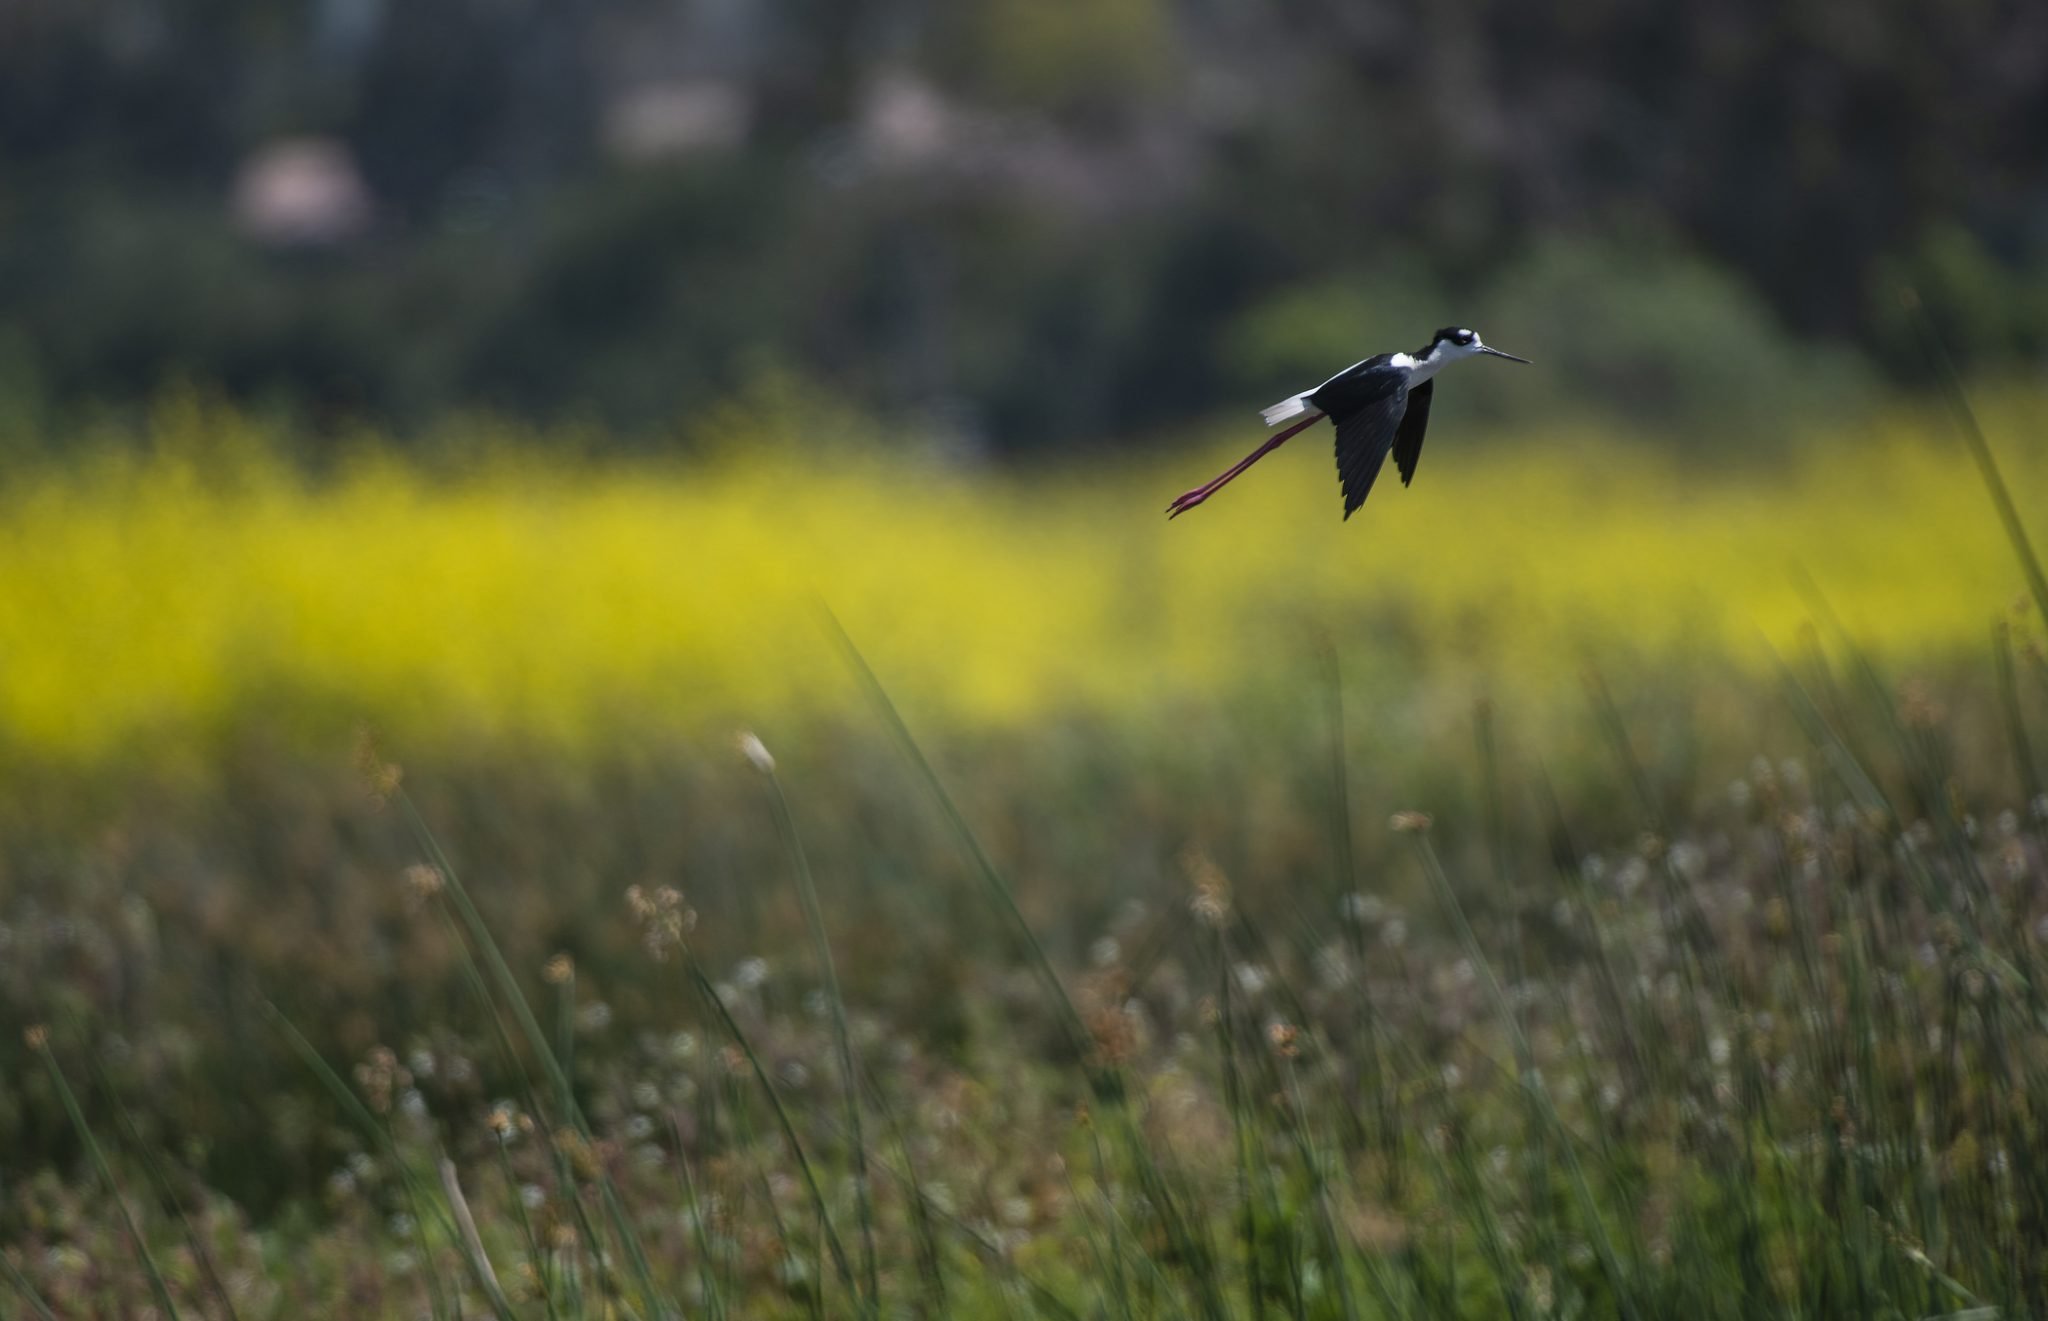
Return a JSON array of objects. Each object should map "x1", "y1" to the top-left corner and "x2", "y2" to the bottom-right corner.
[{"x1": 1, "y1": 0, "x2": 2044, "y2": 454}]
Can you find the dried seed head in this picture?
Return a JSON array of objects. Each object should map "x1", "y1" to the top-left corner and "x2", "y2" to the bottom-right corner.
[
  {"x1": 736, "y1": 731, "x2": 776, "y2": 774},
  {"x1": 1181, "y1": 850, "x2": 1230, "y2": 928},
  {"x1": 1266, "y1": 1022, "x2": 1300, "y2": 1058},
  {"x1": 1390, "y1": 811, "x2": 1433, "y2": 835},
  {"x1": 542, "y1": 953, "x2": 575, "y2": 985},
  {"x1": 354, "y1": 1046, "x2": 410, "y2": 1115},
  {"x1": 23, "y1": 1024, "x2": 47, "y2": 1050},
  {"x1": 352, "y1": 727, "x2": 404, "y2": 806},
  {"x1": 626, "y1": 885, "x2": 697, "y2": 961},
  {"x1": 401, "y1": 863, "x2": 444, "y2": 900},
  {"x1": 1086, "y1": 1005, "x2": 1137, "y2": 1068},
  {"x1": 1897, "y1": 678, "x2": 1945, "y2": 730}
]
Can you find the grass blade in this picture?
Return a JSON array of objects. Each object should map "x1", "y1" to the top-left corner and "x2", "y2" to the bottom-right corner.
[
  {"x1": 439, "y1": 1154, "x2": 518, "y2": 1320},
  {"x1": 1904, "y1": 287, "x2": 2048, "y2": 622},
  {"x1": 26, "y1": 1026, "x2": 181, "y2": 1321},
  {"x1": 0, "y1": 1242, "x2": 60, "y2": 1321},
  {"x1": 820, "y1": 607, "x2": 1096, "y2": 1070},
  {"x1": 396, "y1": 792, "x2": 672, "y2": 1317},
  {"x1": 749, "y1": 740, "x2": 881, "y2": 1314},
  {"x1": 686, "y1": 956, "x2": 859, "y2": 1297}
]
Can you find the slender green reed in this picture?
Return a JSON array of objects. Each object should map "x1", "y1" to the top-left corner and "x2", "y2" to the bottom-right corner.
[
  {"x1": 90, "y1": 1058, "x2": 241, "y2": 1321},
  {"x1": 1404, "y1": 828, "x2": 1642, "y2": 1320},
  {"x1": 26, "y1": 1028, "x2": 181, "y2": 1321},
  {"x1": 1995, "y1": 621, "x2": 2043, "y2": 813},
  {"x1": 0, "y1": 1242, "x2": 60, "y2": 1321},
  {"x1": 258, "y1": 999, "x2": 459, "y2": 1321},
  {"x1": 725, "y1": 1074, "x2": 823, "y2": 1320},
  {"x1": 825, "y1": 605, "x2": 1231, "y2": 1320},
  {"x1": 438, "y1": 1152, "x2": 518, "y2": 1320},
  {"x1": 820, "y1": 607, "x2": 1093, "y2": 1067},
  {"x1": 396, "y1": 791, "x2": 671, "y2": 1317},
  {"x1": 860, "y1": 1066, "x2": 948, "y2": 1312},
  {"x1": 428, "y1": 901, "x2": 615, "y2": 1303},
  {"x1": 491, "y1": 1122, "x2": 563, "y2": 1321},
  {"x1": 1906, "y1": 288, "x2": 2048, "y2": 623},
  {"x1": 749, "y1": 740, "x2": 881, "y2": 1313},
  {"x1": 685, "y1": 955, "x2": 859, "y2": 1298},
  {"x1": 667, "y1": 1113, "x2": 727, "y2": 1321},
  {"x1": 1212, "y1": 926, "x2": 1266, "y2": 1318}
]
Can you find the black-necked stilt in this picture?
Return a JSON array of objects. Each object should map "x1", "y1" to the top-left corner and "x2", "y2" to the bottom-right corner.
[{"x1": 1166, "y1": 326, "x2": 1529, "y2": 520}]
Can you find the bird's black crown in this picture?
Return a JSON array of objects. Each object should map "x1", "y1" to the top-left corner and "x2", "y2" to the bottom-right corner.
[{"x1": 1431, "y1": 326, "x2": 1478, "y2": 347}]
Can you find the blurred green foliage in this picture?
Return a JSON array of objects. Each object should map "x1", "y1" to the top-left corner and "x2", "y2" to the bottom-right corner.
[
  {"x1": 1223, "y1": 235, "x2": 1879, "y2": 439},
  {"x1": 2, "y1": 0, "x2": 2045, "y2": 452}
]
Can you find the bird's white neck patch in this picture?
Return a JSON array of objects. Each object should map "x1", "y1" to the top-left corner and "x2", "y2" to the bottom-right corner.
[{"x1": 1406, "y1": 339, "x2": 1483, "y2": 384}]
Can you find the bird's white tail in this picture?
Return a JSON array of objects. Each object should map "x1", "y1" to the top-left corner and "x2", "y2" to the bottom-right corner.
[{"x1": 1261, "y1": 393, "x2": 1312, "y2": 427}]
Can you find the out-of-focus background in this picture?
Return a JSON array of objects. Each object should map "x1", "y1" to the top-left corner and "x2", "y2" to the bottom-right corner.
[
  {"x1": 4, "y1": 4, "x2": 2048, "y2": 1318},
  {"x1": 0, "y1": 0, "x2": 2043, "y2": 758},
  {"x1": 5, "y1": 0, "x2": 2047, "y2": 450}
]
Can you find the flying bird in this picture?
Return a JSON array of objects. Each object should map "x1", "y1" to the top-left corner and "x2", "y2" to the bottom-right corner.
[{"x1": 1166, "y1": 327, "x2": 1529, "y2": 520}]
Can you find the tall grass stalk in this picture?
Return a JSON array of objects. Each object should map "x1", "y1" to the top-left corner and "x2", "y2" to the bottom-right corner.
[
  {"x1": 1995, "y1": 621, "x2": 2043, "y2": 818},
  {"x1": 491, "y1": 1129, "x2": 563, "y2": 1321},
  {"x1": 429, "y1": 901, "x2": 616, "y2": 1300},
  {"x1": 553, "y1": 958, "x2": 576, "y2": 1122},
  {"x1": 667, "y1": 1114, "x2": 727, "y2": 1321},
  {"x1": 1274, "y1": 1050, "x2": 1361, "y2": 1321},
  {"x1": 827, "y1": 607, "x2": 1230, "y2": 1320},
  {"x1": 0, "y1": 1243, "x2": 59, "y2": 1321},
  {"x1": 852, "y1": 1135, "x2": 1086, "y2": 1320},
  {"x1": 684, "y1": 956, "x2": 859, "y2": 1297},
  {"x1": 26, "y1": 1028, "x2": 181, "y2": 1321},
  {"x1": 258, "y1": 999, "x2": 459, "y2": 1321},
  {"x1": 1213, "y1": 928, "x2": 1267, "y2": 1318},
  {"x1": 396, "y1": 791, "x2": 671, "y2": 1317},
  {"x1": 1079, "y1": 1113, "x2": 1136, "y2": 1321},
  {"x1": 90, "y1": 1058, "x2": 241, "y2": 1321},
  {"x1": 751, "y1": 745, "x2": 881, "y2": 1313},
  {"x1": 1403, "y1": 830, "x2": 1642, "y2": 1320},
  {"x1": 859, "y1": 1067, "x2": 948, "y2": 1312},
  {"x1": 438, "y1": 1154, "x2": 518, "y2": 1320},
  {"x1": 821, "y1": 608, "x2": 1093, "y2": 1066},
  {"x1": 725, "y1": 1075, "x2": 824, "y2": 1320},
  {"x1": 1906, "y1": 288, "x2": 2048, "y2": 622}
]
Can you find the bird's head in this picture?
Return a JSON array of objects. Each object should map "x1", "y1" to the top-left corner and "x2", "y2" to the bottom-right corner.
[{"x1": 1426, "y1": 326, "x2": 1530, "y2": 366}]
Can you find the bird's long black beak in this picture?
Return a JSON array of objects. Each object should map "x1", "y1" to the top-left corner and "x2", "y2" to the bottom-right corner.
[{"x1": 1479, "y1": 346, "x2": 1531, "y2": 364}]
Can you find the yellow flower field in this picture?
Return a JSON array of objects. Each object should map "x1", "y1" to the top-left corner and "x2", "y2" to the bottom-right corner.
[{"x1": 0, "y1": 388, "x2": 2035, "y2": 764}]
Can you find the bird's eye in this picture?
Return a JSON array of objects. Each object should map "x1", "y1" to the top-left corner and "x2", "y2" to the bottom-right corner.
[{"x1": 1457, "y1": 330, "x2": 1476, "y2": 344}]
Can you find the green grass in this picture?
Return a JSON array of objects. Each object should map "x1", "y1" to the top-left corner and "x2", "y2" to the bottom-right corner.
[
  {"x1": 4, "y1": 370, "x2": 2048, "y2": 1316},
  {"x1": 5, "y1": 612, "x2": 2047, "y2": 1317}
]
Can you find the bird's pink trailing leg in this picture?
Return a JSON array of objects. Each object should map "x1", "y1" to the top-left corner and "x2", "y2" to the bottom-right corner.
[{"x1": 1165, "y1": 411, "x2": 1325, "y2": 518}]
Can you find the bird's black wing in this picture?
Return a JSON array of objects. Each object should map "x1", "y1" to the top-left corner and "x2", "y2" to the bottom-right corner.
[
  {"x1": 1392, "y1": 379, "x2": 1433, "y2": 486},
  {"x1": 1331, "y1": 385, "x2": 1410, "y2": 520},
  {"x1": 1307, "y1": 354, "x2": 1399, "y2": 418}
]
